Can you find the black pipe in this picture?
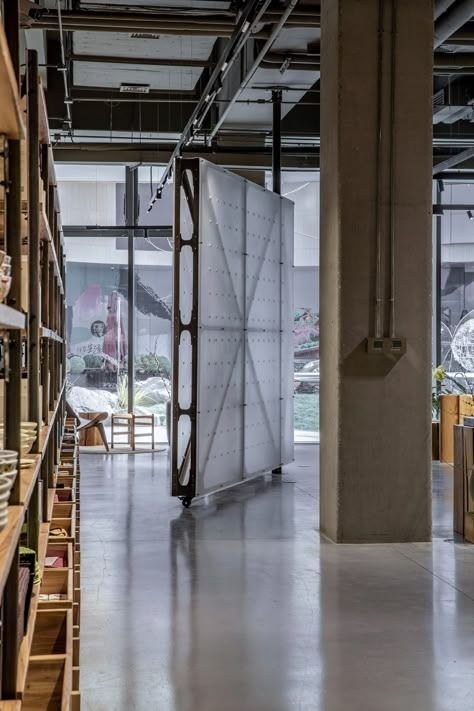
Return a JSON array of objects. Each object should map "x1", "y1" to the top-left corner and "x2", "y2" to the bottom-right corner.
[
  {"x1": 125, "y1": 168, "x2": 138, "y2": 414},
  {"x1": 272, "y1": 89, "x2": 282, "y2": 195},
  {"x1": 27, "y1": 50, "x2": 41, "y2": 448}
]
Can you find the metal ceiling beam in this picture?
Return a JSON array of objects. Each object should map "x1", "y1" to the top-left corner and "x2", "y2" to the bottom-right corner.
[
  {"x1": 208, "y1": 0, "x2": 300, "y2": 141},
  {"x1": 34, "y1": 9, "x2": 318, "y2": 36},
  {"x1": 434, "y1": 0, "x2": 474, "y2": 48},
  {"x1": 434, "y1": 0, "x2": 457, "y2": 20},
  {"x1": 147, "y1": 0, "x2": 274, "y2": 209},
  {"x1": 434, "y1": 51, "x2": 474, "y2": 66},
  {"x1": 71, "y1": 86, "x2": 196, "y2": 98},
  {"x1": 71, "y1": 54, "x2": 209, "y2": 69},
  {"x1": 433, "y1": 170, "x2": 474, "y2": 179},
  {"x1": 52, "y1": 142, "x2": 319, "y2": 171},
  {"x1": 432, "y1": 146, "x2": 474, "y2": 174}
]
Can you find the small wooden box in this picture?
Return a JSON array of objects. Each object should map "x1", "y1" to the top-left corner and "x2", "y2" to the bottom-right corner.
[{"x1": 39, "y1": 569, "x2": 74, "y2": 610}]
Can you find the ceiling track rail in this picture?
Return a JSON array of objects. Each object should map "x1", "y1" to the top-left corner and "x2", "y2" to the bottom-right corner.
[{"x1": 146, "y1": 0, "x2": 275, "y2": 211}]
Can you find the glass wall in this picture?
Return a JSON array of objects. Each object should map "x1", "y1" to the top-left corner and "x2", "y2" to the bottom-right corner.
[
  {"x1": 435, "y1": 181, "x2": 474, "y2": 395},
  {"x1": 279, "y1": 173, "x2": 320, "y2": 444},
  {"x1": 59, "y1": 164, "x2": 320, "y2": 445}
]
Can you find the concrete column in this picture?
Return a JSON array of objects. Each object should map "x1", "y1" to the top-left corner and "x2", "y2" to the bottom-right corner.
[{"x1": 320, "y1": 0, "x2": 433, "y2": 542}]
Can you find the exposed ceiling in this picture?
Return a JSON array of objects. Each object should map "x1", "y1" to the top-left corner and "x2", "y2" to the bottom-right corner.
[{"x1": 19, "y1": 0, "x2": 474, "y2": 179}]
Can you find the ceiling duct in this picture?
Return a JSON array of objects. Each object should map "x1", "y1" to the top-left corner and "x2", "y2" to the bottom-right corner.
[
  {"x1": 434, "y1": 0, "x2": 457, "y2": 20},
  {"x1": 434, "y1": 0, "x2": 474, "y2": 48}
]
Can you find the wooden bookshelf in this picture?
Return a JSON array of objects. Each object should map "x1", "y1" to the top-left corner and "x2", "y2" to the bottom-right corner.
[
  {"x1": 0, "y1": 25, "x2": 25, "y2": 139},
  {"x1": 0, "y1": 13, "x2": 75, "y2": 706},
  {"x1": 0, "y1": 507, "x2": 24, "y2": 597}
]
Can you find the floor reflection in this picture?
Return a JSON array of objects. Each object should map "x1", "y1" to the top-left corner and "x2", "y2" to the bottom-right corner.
[{"x1": 79, "y1": 447, "x2": 474, "y2": 711}]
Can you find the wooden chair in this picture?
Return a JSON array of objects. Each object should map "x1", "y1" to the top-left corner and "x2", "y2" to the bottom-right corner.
[{"x1": 66, "y1": 402, "x2": 109, "y2": 452}]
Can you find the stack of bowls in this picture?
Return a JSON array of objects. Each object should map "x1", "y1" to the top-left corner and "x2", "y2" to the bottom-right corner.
[
  {"x1": 0, "y1": 421, "x2": 37, "y2": 456},
  {"x1": 19, "y1": 422, "x2": 37, "y2": 456},
  {"x1": 0, "y1": 450, "x2": 18, "y2": 531},
  {"x1": 0, "y1": 251, "x2": 12, "y2": 302}
]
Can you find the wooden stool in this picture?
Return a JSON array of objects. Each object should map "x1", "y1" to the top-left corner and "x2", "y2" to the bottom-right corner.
[
  {"x1": 110, "y1": 413, "x2": 155, "y2": 450},
  {"x1": 133, "y1": 414, "x2": 155, "y2": 450},
  {"x1": 111, "y1": 414, "x2": 135, "y2": 449}
]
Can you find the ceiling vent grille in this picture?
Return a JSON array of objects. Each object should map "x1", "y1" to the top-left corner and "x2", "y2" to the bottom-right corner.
[
  {"x1": 129, "y1": 32, "x2": 161, "y2": 40},
  {"x1": 120, "y1": 83, "x2": 151, "y2": 94}
]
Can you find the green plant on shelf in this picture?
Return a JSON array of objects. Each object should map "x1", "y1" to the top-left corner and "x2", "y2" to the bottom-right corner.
[{"x1": 432, "y1": 364, "x2": 474, "y2": 420}]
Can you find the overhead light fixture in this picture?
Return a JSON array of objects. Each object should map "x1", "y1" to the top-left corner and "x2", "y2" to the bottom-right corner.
[
  {"x1": 129, "y1": 33, "x2": 160, "y2": 40},
  {"x1": 279, "y1": 57, "x2": 291, "y2": 75},
  {"x1": 467, "y1": 210, "x2": 473, "y2": 220},
  {"x1": 120, "y1": 83, "x2": 150, "y2": 94}
]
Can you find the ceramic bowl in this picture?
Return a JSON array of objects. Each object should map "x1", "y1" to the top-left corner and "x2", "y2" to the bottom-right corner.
[
  {"x1": 21, "y1": 422, "x2": 38, "y2": 431},
  {"x1": 0, "y1": 469, "x2": 17, "y2": 485},
  {"x1": 0, "y1": 451, "x2": 18, "y2": 473},
  {"x1": 0, "y1": 276, "x2": 11, "y2": 301}
]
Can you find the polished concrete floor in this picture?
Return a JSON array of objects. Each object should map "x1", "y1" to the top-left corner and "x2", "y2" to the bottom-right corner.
[{"x1": 80, "y1": 447, "x2": 474, "y2": 711}]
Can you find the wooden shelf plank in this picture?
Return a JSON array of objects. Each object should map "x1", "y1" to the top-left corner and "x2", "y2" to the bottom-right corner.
[
  {"x1": 38, "y1": 78, "x2": 49, "y2": 145},
  {"x1": 36, "y1": 381, "x2": 66, "y2": 454},
  {"x1": 0, "y1": 700, "x2": 22, "y2": 710},
  {"x1": 0, "y1": 507, "x2": 24, "y2": 599},
  {"x1": 0, "y1": 305, "x2": 26, "y2": 331},
  {"x1": 40, "y1": 327, "x2": 64, "y2": 344},
  {"x1": 0, "y1": 25, "x2": 26, "y2": 139},
  {"x1": 40, "y1": 206, "x2": 64, "y2": 295},
  {"x1": 19, "y1": 455, "x2": 41, "y2": 508},
  {"x1": 16, "y1": 522, "x2": 50, "y2": 698},
  {"x1": 47, "y1": 488, "x2": 55, "y2": 522}
]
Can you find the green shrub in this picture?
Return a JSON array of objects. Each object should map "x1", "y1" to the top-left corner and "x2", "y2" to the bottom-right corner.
[
  {"x1": 69, "y1": 356, "x2": 86, "y2": 374},
  {"x1": 84, "y1": 354, "x2": 104, "y2": 369},
  {"x1": 135, "y1": 353, "x2": 171, "y2": 378}
]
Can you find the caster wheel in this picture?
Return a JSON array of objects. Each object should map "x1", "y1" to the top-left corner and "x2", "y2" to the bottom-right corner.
[{"x1": 180, "y1": 496, "x2": 193, "y2": 508}]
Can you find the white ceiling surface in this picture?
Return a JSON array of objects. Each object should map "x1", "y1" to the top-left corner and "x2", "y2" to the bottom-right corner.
[
  {"x1": 73, "y1": 31, "x2": 215, "y2": 91},
  {"x1": 73, "y1": 32, "x2": 215, "y2": 61},
  {"x1": 74, "y1": 61, "x2": 203, "y2": 91},
  {"x1": 222, "y1": 27, "x2": 320, "y2": 128}
]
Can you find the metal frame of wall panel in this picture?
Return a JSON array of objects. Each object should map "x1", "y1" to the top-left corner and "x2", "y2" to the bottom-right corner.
[{"x1": 172, "y1": 158, "x2": 294, "y2": 506}]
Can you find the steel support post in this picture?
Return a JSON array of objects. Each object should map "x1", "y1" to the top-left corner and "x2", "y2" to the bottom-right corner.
[
  {"x1": 125, "y1": 167, "x2": 138, "y2": 414},
  {"x1": 272, "y1": 89, "x2": 282, "y2": 195},
  {"x1": 27, "y1": 50, "x2": 41, "y2": 447}
]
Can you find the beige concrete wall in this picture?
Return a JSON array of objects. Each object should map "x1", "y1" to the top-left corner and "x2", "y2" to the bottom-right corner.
[{"x1": 320, "y1": 0, "x2": 433, "y2": 542}]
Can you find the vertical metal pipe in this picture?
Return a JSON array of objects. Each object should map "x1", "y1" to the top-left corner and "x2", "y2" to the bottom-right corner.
[
  {"x1": 374, "y1": 0, "x2": 384, "y2": 339},
  {"x1": 435, "y1": 183, "x2": 442, "y2": 369},
  {"x1": 41, "y1": 446, "x2": 49, "y2": 522},
  {"x1": 27, "y1": 50, "x2": 41, "y2": 448},
  {"x1": 272, "y1": 89, "x2": 282, "y2": 195},
  {"x1": 388, "y1": 0, "x2": 398, "y2": 338},
  {"x1": 125, "y1": 167, "x2": 138, "y2": 414},
  {"x1": 3, "y1": 0, "x2": 20, "y2": 83},
  {"x1": 41, "y1": 244, "x2": 50, "y2": 423}
]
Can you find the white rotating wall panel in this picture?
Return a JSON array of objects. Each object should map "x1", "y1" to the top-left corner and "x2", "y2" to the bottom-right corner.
[
  {"x1": 245, "y1": 182, "x2": 282, "y2": 476},
  {"x1": 280, "y1": 199, "x2": 295, "y2": 465},
  {"x1": 197, "y1": 162, "x2": 246, "y2": 494},
  {"x1": 193, "y1": 160, "x2": 294, "y2": 498}
]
